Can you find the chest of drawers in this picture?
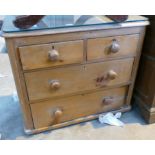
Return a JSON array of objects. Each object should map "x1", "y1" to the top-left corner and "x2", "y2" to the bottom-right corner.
[{"x1": 2, "y1": 15, "x2": 149, "y2": 134}]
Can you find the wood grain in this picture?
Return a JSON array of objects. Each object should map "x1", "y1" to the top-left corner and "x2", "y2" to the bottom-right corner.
[
  {"x1": 5, "y1": 38, "x2": 34, "y2": 130},
  {"x1": 19, "y1": 40, "x2": 84, "y2": 70},
  {"x1": 2, "y1": 16, "x2": 148, "y2": 133},
  {"x1": 31, "y1": 87, "x2": 127, "y2": 129},
  {"x1": 25, "y1": 58, "x2": 134, "y2": 102},
  {"x1": 87, "y1": 34, "x2": 139, "y2": 61}
]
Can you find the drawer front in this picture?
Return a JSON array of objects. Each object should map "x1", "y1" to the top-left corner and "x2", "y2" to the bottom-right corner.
[
  {"x1": 87, "y1": 34, "x2": 139, "y2": 60},
  {"x1": 19, "y1": 40, "x2": 84, "y2": 70},
  {"x1": 25, "y1": 58, "x2": 134, "y2": 101},
  {"x1": 31, "y1": 87, "x2": 128, "y2": 129}
]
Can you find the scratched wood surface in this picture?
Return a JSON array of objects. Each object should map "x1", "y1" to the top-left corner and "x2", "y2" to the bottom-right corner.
[{"x1": 3, "y1": 16, "x2": 148, "y2": 133}]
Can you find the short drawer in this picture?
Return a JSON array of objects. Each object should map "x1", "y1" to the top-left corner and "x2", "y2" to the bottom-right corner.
[
  {"x1": 25, "y1": 58, "x2": 134, "y2": 101},
  {"x1": 31, "y1": 87, "x2": 128, "y2": 129},
  {"x1": 19, "y1": 40, "x2": 84, "y2": 70},
  {"x1": 87, "y1": 34, "x2": 139, "y2": 60}
]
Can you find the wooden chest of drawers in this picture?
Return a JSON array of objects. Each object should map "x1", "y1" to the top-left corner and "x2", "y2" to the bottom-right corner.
[{"x1": 2, "y1": 16, "x2": 149, "y2": 134}]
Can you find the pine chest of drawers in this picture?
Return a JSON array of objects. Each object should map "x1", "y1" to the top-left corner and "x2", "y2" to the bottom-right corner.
[{"x1": 2, "y1": 15, "x2": 149, "y2": 134}]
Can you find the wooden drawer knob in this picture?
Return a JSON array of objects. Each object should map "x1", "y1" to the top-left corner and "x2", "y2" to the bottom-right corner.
[
  {"x1": 107, "y1": 70, "x2": 117, "y2": 80},
  {"x1": 53, "y1": 109, "x2": 63, "y2": 124},
  {"x1": 49, "y1": 80, "x2": 61, "y2": 89},
  {"x1": 102, "y1": 97, "x2": 114, "y2": 105},
  {"x1": 48, "y1": 49, "x2": 59, "y2": 61},
  {"x1": 110, "y1": 39, "x2": 120, "y2": 53}
]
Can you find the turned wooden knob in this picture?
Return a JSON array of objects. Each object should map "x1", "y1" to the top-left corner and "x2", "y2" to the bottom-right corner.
[
  {"x1": 48, "y1": 49, "x2": 59, "y2": 61},
  {"x1": 107, "y1": 70, "x2": 117, "y2": 80},
  {"x1": 54, "y1": 109, "x2": 63, "y2": 123},
  {"x1": 110, "y1": 39, "x2": 120, "y2": 53},
  {"x1": 50, "y1": 80, "x2": 61, "y2": 89},
  {"x1": 102, "y1": 97, "x2": 114, "y2": 105}
]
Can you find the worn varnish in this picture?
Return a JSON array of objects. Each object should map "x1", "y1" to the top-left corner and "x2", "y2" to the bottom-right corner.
[
  {"x1": 87, "y1": 34, "x2": 139, "y2": 61},
  {"x1": 31, "y1": 87, "x2": 128, "y2": 129},
  {"x1": 3, "y1": 16, "x2": 148, "y2": 134},
  {"x1": 25, "y1": 58, "x2": 134, "y2": 102},
  {"x1": 19, "y1": 40, "x2": 84, "y2": 70}
]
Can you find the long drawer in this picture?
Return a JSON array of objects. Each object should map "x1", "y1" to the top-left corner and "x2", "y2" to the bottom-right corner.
[
  {"x1": 87, "y1": 34, "x2": 139, "y2": 61},
  {"x1": 19, "y1": 40, "x2": 84, "y2": 70},
  {"x1": 31, "y1": 87, "x2": 128, "y2": 129},
  {"x1": 25, "y1": 58, "x2": 134, "y2": 102}
]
